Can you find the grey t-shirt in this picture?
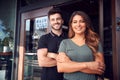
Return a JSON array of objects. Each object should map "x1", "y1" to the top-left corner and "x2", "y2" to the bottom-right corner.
[{"x1": 58, "y1": 39, "x2": 103, "y2": 80}]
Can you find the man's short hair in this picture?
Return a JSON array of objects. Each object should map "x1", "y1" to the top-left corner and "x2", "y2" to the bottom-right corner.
[{"x1": 48, "y1": 7, "x2": 63, "y2": 19}]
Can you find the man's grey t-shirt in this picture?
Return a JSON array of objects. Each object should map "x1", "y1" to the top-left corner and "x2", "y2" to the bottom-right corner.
[{"x1": 58, "y1": 39, "x2": 103, "y2": 80}]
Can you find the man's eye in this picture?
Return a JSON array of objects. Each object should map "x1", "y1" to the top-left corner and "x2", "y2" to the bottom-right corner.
[
  {"x1": 57, "y1": 18, "x2": 62, "y2": 20},
  {"x1": 51, "y1": 19, "x2": 55, "y2": 21}
]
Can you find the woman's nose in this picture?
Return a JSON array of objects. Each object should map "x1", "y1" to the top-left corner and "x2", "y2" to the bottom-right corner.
[{"x1": 76, "y1": 22, "x2": 81, "y2": 26}]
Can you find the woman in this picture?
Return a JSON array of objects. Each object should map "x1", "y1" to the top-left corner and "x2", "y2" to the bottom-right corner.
[{"x1": 56, "y1": 11, "x2": 105, "y2": 80}]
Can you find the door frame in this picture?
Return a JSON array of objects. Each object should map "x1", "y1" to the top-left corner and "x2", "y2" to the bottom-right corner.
[
  {"x1": 18, "y1": 6, "x2": 52, "y2": 80},
  {"x1": 112, "y1": 0, "x2": 120, "y2": 80}
]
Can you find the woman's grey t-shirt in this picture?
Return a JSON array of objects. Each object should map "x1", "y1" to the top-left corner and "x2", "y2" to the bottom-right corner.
[{"x1": 58, "y1": 39, "x2": 103, "y2": 80}]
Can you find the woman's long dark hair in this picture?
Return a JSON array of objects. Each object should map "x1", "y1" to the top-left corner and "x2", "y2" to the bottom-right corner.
[{"x1": 68, "y1": 11, "x2": 100, "y2": 55}]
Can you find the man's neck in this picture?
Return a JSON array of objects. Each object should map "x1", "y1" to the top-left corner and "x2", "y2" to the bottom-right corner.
[{"x1": 51, "y1": 29, "x2": 62, "y2": 36}]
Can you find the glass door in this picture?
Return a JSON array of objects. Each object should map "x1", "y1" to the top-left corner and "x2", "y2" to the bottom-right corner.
[
  {"x1": 24, "y1": 16, "x2": 48, "y2": 80},
  {"x1": 18, "y1": 7, "x2": 52, "y2": 80}
]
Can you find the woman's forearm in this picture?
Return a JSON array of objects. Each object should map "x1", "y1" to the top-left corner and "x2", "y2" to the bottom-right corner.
[
  {"x1": 57, "y1": 61, "x2": 87, "y2": 73},
  {"x1": 57, "y1": 61, "x2": 104, "y2": 75},
  {"x1": 57, "y1": 52, "x2": 105, "y2": 75}
]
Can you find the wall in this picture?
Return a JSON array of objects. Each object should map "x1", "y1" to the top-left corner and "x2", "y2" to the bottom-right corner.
[{"x1": 0, "y1": 1, "x2": 17, "y2": 80}]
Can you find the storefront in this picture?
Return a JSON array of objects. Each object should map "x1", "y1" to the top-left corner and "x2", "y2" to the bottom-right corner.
[
  {"x1": 16, "y1": 0, "x2": 120, "y2": 80},
  {"x1": 0, "y1": 0, "x2": 120, "y2": 80}
]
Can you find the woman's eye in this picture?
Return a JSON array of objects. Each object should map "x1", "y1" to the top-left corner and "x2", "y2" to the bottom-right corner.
[
  {"x1": 80, "y1": 20, "x2": 85, "y2": 23},
  {"x1": 73, "y1": 21, "x2": 77, "y2": 23}
]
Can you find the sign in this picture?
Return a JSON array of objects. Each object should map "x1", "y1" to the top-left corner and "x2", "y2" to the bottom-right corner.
[{"x1": 35, "y1": 16, "x2": 48, "y2": 30}]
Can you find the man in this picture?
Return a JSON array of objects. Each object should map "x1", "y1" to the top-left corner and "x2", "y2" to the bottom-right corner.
[{"x1": 37, "y1": 7, "x2": 68, "y2": 80}]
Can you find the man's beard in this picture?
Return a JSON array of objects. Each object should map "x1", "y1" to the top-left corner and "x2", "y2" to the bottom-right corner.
[{"x1": 51, "y1": 23, "x2": 62, "y2": 31}]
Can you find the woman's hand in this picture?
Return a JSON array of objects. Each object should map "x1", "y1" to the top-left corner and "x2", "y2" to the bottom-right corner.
[
  {"x1": 56, "y1": 52, "x2": 70, "y2": 63},
  {"x1": 83, "y1": 61, "x2": 105, "y2": 75}
]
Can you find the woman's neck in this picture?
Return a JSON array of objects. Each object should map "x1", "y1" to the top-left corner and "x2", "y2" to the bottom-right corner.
[
  {"x1": 73, "y1": 34, "x2": 85, "y2": 40},
  {"x1": 71, "y1": 34, "x2": 85, "y2": 46}
]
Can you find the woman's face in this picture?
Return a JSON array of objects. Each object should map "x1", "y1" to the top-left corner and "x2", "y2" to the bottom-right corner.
[{"x1": 71, "y1": 15, "x2": 86, "y2": 35}]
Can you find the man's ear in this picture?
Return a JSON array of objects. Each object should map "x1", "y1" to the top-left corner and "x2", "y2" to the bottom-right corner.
[{"x1": 62, "y1": 19, "x2": 64, "y2": 24}]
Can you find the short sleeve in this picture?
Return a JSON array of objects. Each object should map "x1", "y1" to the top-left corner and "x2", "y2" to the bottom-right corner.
[
  {"x1": 98, "y1": 42, "x2": 103, "y2": 53},
  {"x1": 58, "y1": 40, "x2": 66, "y2": 53},
  {"x1": 37, "y1": 35, "x2": 47, "y2": 49}
]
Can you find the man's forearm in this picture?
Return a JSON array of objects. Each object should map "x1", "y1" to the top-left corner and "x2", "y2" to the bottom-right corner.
[
  {"x1": 38, "y1": 56, "x2": 57, "y2": 67},
  {"x1": 37, "y1": 49, "x2": 57, "y2": 67},
  {"x1": 47, "y1": 52, "x2": 58, "y2": 59}
]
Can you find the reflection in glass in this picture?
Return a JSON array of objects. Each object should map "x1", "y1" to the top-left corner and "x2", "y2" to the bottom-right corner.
[
  {"x1": 25, "y1": 16, "x2": 48, "y2": 53},
  {"x1": 24, "y1": 17, "x2": 48, "y2": 80}
]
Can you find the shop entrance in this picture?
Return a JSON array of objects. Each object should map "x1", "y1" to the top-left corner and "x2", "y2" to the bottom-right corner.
[
  {"x1": 18, "y1": 7, "x2": 52, "y2": 80},
  {"x1": 17, "y1": 0, "x2": 114, "y2": 80}
]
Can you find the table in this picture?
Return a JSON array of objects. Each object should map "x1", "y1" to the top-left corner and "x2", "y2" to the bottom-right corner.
[{"x1": 0, "y1": 52, "x2": 12, "y2": 56}]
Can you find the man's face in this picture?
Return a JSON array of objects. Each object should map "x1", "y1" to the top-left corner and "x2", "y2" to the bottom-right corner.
[{"x1": 49, "y1": 13, "x2": 63, "y2": 30}]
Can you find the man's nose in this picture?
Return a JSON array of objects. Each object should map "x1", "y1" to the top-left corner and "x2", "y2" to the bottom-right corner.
[{"x1": 55, "y1": 19, "x2": 58, "y2": 23}]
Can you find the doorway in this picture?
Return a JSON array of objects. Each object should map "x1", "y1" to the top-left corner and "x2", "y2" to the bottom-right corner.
[
  {"x1": 18, "y1": 6, "x2": 52, "y2": 80},
  {"x1": 17, "y1": 0, "x2": 113, "y2": 80}
]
